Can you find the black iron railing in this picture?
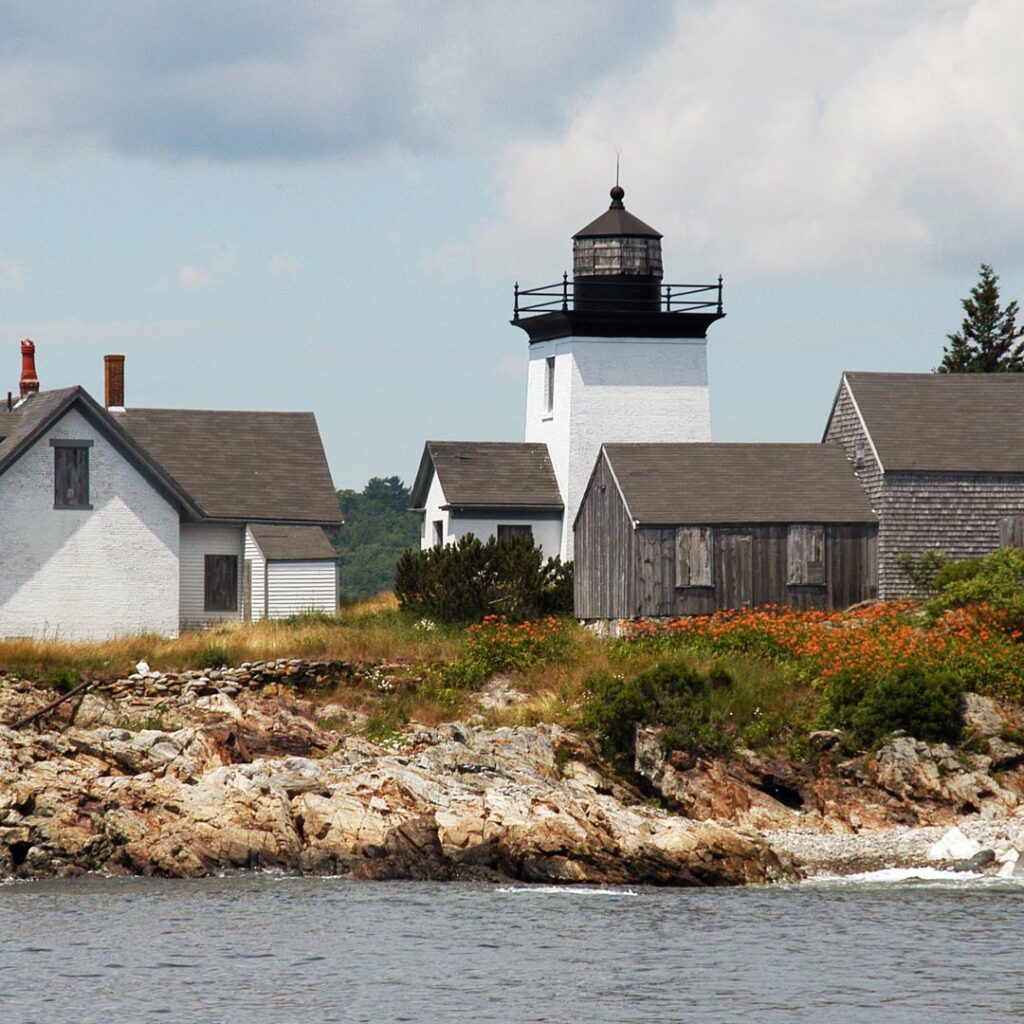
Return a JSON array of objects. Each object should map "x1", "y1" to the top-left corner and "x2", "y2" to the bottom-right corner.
[{"x1": 513, "y1": 273, "x2": 723, "y2": 319}]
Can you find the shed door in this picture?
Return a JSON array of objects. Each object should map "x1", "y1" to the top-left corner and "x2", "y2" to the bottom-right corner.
[{"x1": 718, "y1": 533, "x2": 753, "y2": 609}]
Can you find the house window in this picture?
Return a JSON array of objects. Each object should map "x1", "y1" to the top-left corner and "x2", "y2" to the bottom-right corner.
[
  {"x1": 51, "y1": 439, "x2": 93, "y2": 509},
  {"x1": 787, "y1": 525, "x2": 826, "y2": 585},
  {"x1": 498, "y1": 524, "x2": 534, "y2": 543},
  {"x1": 544, "y1": 356, "x2": 555, "y2": 414},
  {"x1": 204, "y1": 554, "x2": 239, "y2": 612},
  {"x1": 676, "y1": 526, "x2": 713, "y2": 587},
  {"x1": 432, "y1": 520, "x2": 444, "y2": 548}
]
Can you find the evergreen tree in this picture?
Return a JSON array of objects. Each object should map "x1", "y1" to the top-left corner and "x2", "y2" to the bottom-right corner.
[
  {"x1": 937, "y1": 263, "x2": 1024, "y2": 373},
  {"x1": 326, "y1": 476, "x2": 420, "y2": 598}
]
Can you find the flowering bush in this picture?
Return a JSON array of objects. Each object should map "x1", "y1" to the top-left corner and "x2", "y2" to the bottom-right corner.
[
  {"x1": 464, "y1": 615, "x2": 575, "y2": 676},
  {"x1": 619, "y1": 601, "x2": 1024, "y2": 700}
]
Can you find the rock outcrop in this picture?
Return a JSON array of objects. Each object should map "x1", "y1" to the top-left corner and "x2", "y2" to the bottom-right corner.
[{"x1": 0, "y1": 677, "x2": 796, "y2": 886}]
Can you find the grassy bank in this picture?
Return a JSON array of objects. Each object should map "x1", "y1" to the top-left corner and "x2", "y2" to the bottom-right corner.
[{"x1": 4, "y1": 588, "x2": 1024, "y2": 762}]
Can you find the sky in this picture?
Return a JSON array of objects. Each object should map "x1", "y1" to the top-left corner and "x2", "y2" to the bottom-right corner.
[{"x1": 2, "y1": 0, "x2": 1023, "y2": 490}]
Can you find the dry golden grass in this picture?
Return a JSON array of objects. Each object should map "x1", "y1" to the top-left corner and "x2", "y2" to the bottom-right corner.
[{"x1": 0, "y1": 594, "x2": 463, "y2": 680}]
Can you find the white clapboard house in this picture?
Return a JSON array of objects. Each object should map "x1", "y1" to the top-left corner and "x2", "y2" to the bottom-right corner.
[
  {"x1": 412, "y1": 185, "x2": 726, "y2": 561},
  {"x1": 0, "y1": 345, "x2": 341, "y2": 640}
]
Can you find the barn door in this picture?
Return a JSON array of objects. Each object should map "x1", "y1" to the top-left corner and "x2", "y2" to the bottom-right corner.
[{"x1": 718, "y1": 533, "x2": 753, "y2": 609}]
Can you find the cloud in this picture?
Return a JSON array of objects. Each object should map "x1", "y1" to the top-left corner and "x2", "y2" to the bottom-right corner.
[
  {"x1": 269, "y1": 253, "x2": 299, "y2": 277},
  {"x1": 451, "y1": 0, "x2": 1024, "y2": 281},
  {"x1": 0, "y1": 1, "x2": 672, "y2": 161},
  {"x1": 0, "y1": 257, "x2": 27, "y2": 291},
  {"x1": 178, "y1": 265, "x2": 214, "y2": 289},
  {"x1": 177, "y1": 244, "x2": 236, "y2": 288}
]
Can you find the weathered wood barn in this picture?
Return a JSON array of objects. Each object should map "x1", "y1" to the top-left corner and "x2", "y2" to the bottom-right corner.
[
  {"x1": 824, "y1": 372, "x2": 1024, "y2": 598},
  {"x1": 574, "y1": 443, "x2": 878, "y2": 622}
]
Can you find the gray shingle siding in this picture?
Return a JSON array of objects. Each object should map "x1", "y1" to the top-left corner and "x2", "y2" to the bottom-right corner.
[
  {"x1": 827, "y1": 377, "x2": 1024, "y2": 598},
  {"x1": 880, "y1": 473, "x2": 1024, "y2": 597}
]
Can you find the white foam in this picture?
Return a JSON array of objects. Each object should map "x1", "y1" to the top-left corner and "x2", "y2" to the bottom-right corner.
[
  {"x1": 804, "y1": 866, "x2": 1017, "y2": 886},
  {"x1": 497, "y1": 886, "x2": 639, "y2": 897}
]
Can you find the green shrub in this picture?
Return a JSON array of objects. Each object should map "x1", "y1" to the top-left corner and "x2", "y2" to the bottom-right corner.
[
  {"x1": 896, "y1": 550, "x2": 950, "y2": 592},
  {"x1": 926, "y1": 547, "x2": 1024, "y2": 632},
  {"x1": 582, "y1": 659, "x2": 733, "y2": 762},
  {"x1": 821, "y1": 665, "x2": 963, "y2": 748},
  {"x1": 394, "y1": 533, "x2": 573, "y2": 623}
]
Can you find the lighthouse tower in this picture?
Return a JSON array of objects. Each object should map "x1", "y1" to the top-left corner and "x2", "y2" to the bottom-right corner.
[{"x1": 514, "y1": 185, "x2": 725, "y2": 560}]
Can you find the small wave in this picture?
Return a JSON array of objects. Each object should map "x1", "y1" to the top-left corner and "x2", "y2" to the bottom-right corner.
[
  {"x1": 804, "y1": 866, "x2": 1019, "y2": 886},
  {"x1": 496, "y1": 886, "x2": 639, "y2": 897}
]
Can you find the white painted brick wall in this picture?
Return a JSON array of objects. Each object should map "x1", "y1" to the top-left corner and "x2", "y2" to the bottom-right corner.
[
  {"x1": 0, "y1": 406, "x2": 180, "y2": 640},
  {"x1": 420, "y1": 471, "x2": 449, "y2": 549},
  {"x1": 526, "y1": 335, "x2": 711, "y2": 560}
]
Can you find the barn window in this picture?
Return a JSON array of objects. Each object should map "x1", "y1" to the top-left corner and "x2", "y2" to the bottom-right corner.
[
  {"x1": 788, "y1": 525, "x2": 826, "y2": 585},
  {"x1": 498, "y1": 524, "x2": 533, "y2": 542},
  {"x1": 544, "y1": 356, "x2": 555, "y2": 414},
  {"x1": 51, "y1": 439, "x2": 93, "y2": 509},
  {"x1": 204, "y1": 555, "x2": 239, "y2": 612},
  {"x1": 676, "y1": 526, "x2": 713, "y2": 587},
  {"x1": 1000, "y1": 516, "x2": 1024, "y2": 548}
]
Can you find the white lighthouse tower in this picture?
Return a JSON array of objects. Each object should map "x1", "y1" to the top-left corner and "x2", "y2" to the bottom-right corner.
[{"x1": 514, "y1": 185, "x2": 725, "y2": 560}]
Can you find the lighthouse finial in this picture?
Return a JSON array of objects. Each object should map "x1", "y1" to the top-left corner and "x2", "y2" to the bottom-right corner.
[{"x1": 610, "y1": 151, "x2": 625, "y2": 207}]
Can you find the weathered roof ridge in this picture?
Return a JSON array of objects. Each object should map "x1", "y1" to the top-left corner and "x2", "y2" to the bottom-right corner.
[
  {"x1": 841, "y1": 371, "x2": 1024, "y2": 473},
  {"x1": 600, "y1": 442, "x2": 877, "y2": 525}
]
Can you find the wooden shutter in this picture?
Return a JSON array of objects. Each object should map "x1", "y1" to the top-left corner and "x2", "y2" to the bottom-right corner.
[
  {"x1": 788, "y1": 525, "x2": 826, "y2": 585},
  {"x1": 205, "y1": 555, "x2": 239, "y2": 612},
  {"x1": 676, "y1": 526, "x2": 713, "y2": 587},
  {"x1": 1000, "y1": 516, "x2": 1024, "y2": 548},
  {"x1": 52, "y1": 443, "x2": 91, "y2": 508}
]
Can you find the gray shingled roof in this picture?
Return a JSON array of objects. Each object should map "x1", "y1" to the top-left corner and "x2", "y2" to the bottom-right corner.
[
  {"x1": 841, "y1": 372, "x2": 1024, "y2": 473},
  {"x1": 249, "y1": 524, "x2": 338, "y2": 561},
  {"x1": 116, "y1": 408, "x2": 341, "y2": 524},
  {"x1": 411, "y1": 441, "x2": 563, "y2": 509},
  {"x1": 600, "y1": 443, "x2": 877, "y2": 525},
  {"x1": 0, "y1": 387, "x2": 79, "y2": 472}
]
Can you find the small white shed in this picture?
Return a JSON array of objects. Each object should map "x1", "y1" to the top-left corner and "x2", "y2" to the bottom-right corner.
[{"x1": 245, "y1": 524, "x2": 339, "y2": 619}]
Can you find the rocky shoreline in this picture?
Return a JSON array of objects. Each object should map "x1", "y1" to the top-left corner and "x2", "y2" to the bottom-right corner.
[{"x1": 2, "y1": 667, "x2": 1023, "y2": 886}]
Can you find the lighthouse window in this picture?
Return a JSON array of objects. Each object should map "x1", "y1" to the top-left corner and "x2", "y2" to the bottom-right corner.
[{"x1": 545, "y1": 356, "x2": 555, "y2": 414}]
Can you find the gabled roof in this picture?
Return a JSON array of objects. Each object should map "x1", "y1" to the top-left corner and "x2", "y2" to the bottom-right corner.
[
  {"x1": 410, "y1": 441, "x2": 563, "y2": 510},
  {"x1": 598, "y1": 443, "x2": 877, "y2": 526},
  {"x1": 837, "y1": 371, "x2": 1024, "y2": 473},
  {"x1": 0, "y1": 387, "x2": 199, "y2": 515},
  {"x1": 249, "y1": 524, "x2": 338, "y2": 561},
  {"x1": 115, "y1": 408, "x2": 341, "y2": 524}
]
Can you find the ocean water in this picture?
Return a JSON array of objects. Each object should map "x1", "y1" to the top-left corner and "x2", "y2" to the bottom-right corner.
[{"x1": 1, "y1": 872, "x2": 1022, "y2": 1023}]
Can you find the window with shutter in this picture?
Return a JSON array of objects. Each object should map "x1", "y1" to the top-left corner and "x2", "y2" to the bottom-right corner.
[
  {"x1": 787, "y1": 525, "x2": 826, "y2": 585},
  {"x1": 204, "y1": 554, "x2": 239, "y2": 612},
  {"x1": 51, "y1": 439, "x2": 93, "y2": 509},
  {"x1": 675, "y1": 526, "x2": 713, "y2": 588}
]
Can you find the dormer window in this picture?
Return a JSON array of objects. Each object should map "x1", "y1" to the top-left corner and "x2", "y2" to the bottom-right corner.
[{"x1": 51, "y1": 439, "x2": 93, "y2": 510}]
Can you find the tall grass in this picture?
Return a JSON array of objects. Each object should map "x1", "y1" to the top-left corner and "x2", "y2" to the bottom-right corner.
[{"x1": 0, "y1": 595, "x2": 463, "y2": 680}]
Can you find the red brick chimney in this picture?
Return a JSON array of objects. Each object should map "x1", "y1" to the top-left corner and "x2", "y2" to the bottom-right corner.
[
  {"x1": 19, "y1": 339, "x2": 39, "y2": 399},
  {"x1": 104, "y1": 354, "x2": 125, "y2": 409}
]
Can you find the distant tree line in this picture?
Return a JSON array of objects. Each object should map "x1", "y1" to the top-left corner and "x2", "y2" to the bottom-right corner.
[{"x1": 327, "y1": 476, "x2": 420, "y2": 599}]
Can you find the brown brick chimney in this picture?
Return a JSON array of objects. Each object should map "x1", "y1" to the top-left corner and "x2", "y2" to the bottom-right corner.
[
  {"x1": 104, "y1": 354, "x2": 125, "y2": 409},
  {"x1": 19, "y1": 339, "x2": 39, "y2": 399}
]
